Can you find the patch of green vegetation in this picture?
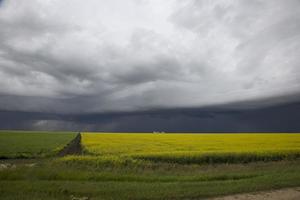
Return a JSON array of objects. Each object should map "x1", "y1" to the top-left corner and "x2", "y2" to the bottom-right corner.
[
  {"x1": 0, "y1": 159, "x2": 300, "y2": 200},
  {"x1": 133, "y1": 151, "x2": 300, "y2": 164},
  {"x1": 0, "y1": 131, "x2": 77, "y2": 158}
]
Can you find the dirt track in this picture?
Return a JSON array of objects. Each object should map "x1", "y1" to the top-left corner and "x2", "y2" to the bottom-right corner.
[
  {"x1": 210, "y1": 187, "x2": 300, "y2": 200},
  {"x1": 57, "y1": 133, "x2": 82, "y2": 156}
]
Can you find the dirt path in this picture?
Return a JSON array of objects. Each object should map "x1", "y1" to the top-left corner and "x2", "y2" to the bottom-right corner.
[
  {"x1": 210, "y1": 187, "x2": 300, "y2": 200},
  {"x1": 58, "y1": 133, "x2": 82, "y2": 156}
]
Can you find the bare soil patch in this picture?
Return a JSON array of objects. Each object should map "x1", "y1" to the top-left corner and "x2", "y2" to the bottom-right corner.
[
  {"x1": 211, "y1": 187, "x2": 300, "y2": 200},
  {"x1": 58, "y1": 133, "x2": 82, "y2": 156}
]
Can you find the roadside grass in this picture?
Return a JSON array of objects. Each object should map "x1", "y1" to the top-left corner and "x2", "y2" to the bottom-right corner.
[
  {"x1": 0, "y1": 131, "x2": 76, "y2": 158},
  {"x1": 1, "y1": 158, "x2": 300, "y2": 200}
]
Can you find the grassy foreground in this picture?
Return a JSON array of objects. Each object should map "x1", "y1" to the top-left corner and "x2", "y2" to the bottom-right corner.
[
  {"x1": 1, "y1": 132, "x2": 300, "y2": 199},
  {"x1": 1, "y1": 158, "x2": 300, "y2": 200}
]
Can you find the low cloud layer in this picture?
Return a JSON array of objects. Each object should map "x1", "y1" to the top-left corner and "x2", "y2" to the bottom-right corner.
[
  {"x1": 0, "y1": 0, "x2": 300, "y2": 114},
  {"x1": 1, "y1": 101, "x2": 300, "y2": 132}
]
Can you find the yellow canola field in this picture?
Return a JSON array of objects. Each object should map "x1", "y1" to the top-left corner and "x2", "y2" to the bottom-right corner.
[{"x1": 81, "y1": 133, "x2": 300, "y2": 157}]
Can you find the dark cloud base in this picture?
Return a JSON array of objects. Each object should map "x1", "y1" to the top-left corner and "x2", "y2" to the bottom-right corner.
[{"x1": 1, "y1": 101, "x2": 300, "y2": 132}]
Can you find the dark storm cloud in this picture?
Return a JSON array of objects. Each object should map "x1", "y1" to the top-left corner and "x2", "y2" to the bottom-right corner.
[
  {"x1": 1, "y1": 100, "x2": 300, "y2": 132},
  {"x1": 0, "y1": 0, "x2": 300, "y2": 130}
]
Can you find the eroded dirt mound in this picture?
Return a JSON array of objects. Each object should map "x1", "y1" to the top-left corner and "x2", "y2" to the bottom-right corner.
[{"x1": 58, "y1": 133, "x2": 82, "y2": 156}]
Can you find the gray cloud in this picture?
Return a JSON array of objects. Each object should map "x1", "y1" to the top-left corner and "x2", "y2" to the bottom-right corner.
[
  {"x1": 0, "y1": 0, "x2": 300, "y2": 114},
  {"x1": 1, "y1": 101, "x2": 300, "y2": 132}
]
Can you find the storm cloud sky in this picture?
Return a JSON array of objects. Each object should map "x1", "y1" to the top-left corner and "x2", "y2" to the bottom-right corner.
[{"x1": 0, "y1": 0, "x2": 300, "y2": 131}]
